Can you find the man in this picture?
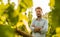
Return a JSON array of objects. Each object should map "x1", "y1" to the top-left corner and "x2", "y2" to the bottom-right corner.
[{"x1": 30, "y1": 7, "x2": 48, "y2": 37}]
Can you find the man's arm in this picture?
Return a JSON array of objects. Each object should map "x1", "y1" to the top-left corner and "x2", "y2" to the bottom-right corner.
[
  {"x1": 30, "y1": 20, "x2": 37, "y2": 32},
  {"x1": 40, "y1": 20, "x2": 48, "y2": 34},
  {"x1": 30, "y1": 25, "x2": 41, "y2": 32},
  {"x1": 30, "y1": 24, "x2": 34, "y2": 31}
]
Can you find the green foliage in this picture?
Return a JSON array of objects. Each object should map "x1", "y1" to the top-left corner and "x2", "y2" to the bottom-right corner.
[
  {"x1": 28, "y1": 11, "x2": 32, "y2": 26},
  {"x1": 0, "y1": 25, "x2": 15, "y2": 37},
  {"x1": 3, "y1": 3, "x2": 18, "y2": 26},
  {"x1": 0, "y1": 0, "x2": 33, "y2": 37},
  {"x1": 18, "y1": 0, "x2": 33, "y2": 12},
  {"x1": 48, "y1": 0, "x2": 60, "y2": 37},
  {"x1": 49, "y1": 0, "x2": 60, "y2": 27}
]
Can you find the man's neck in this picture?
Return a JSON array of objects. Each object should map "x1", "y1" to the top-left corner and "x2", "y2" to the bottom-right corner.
[{"x1": 36, "y1": 17, "x2": 42, "y2": 21}]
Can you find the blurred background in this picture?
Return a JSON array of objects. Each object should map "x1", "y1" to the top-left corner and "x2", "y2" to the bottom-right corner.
[{"x1": 0, "y1": 0, "x2": 60, "y2": 37}]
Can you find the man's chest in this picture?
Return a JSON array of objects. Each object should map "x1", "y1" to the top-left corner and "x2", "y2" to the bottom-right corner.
[{"x1": 34, "y1": 20, "x2": 45, "y2": 27}]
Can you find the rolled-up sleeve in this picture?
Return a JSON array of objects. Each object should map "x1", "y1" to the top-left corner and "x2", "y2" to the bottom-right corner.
[{"x1": 40, "y1": 20, "x2": 48, "y2": 34}]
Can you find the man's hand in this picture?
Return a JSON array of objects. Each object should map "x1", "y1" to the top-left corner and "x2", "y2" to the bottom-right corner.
[
  {"x1": 34, "y1": 27, "x2": 41, "y2": 32},
  {"x1": 32, "y1": 25, "x2": 39, "y2": 32},
  {"x1": 32, "y1": 24, "x2": 35, "y2": 27},
  {"x1": 32, "y1": 24, "x2": 42, "y2": 32}
]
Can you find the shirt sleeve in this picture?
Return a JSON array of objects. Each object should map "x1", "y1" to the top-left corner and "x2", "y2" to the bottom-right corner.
[
  {"x1": 40, "y1": 20, "x2": 48, "y2": 34},
  {"x1": 30, "y1": 20, "x2": 35, "y2": 32}
]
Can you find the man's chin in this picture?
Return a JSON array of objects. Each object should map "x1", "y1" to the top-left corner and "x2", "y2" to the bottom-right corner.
[{"x1": 37, "y1": 16, "x2": 41, "y2": 17}]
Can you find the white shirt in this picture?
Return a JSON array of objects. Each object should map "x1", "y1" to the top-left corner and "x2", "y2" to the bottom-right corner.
[{"x1": 30, "y1": 18, "x2": 48, "y2": 37}]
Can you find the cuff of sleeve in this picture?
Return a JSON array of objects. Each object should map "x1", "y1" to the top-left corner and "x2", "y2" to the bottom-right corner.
[{"x1": 32, "y1": 27, "x2": 34, "y2": 31}]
